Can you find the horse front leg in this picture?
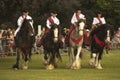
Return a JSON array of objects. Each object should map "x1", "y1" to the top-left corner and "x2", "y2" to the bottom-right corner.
[
  {"x1": 13, "y1": 48, "x2": 20, "y2": 70},
  {"x1": 89, "y1": 53, "x2": 97, "y2": 67},
  {"x1": 72, "y1": 46, "x2": 82, "y2": 69},
  {"x1": 67, "y1": 47, "x2": 74, "y2": 68},
  {"x1": 55, "y1": 50, "x2": 61, "y2": 68},
  {"x1": 22, "y1": 49, "x2": 29, "y2": 69},
  {"x1": 22, "y1": 54, "x2": 29, "y2": 69},
  {"x1": 43, "y1": 50, "x2": 49, "y2": 65},
  {"x1": 95, "y1": 51, "x2": 103, "y2": 69},
  {"x1": 46, "y1": 52, "x2": 55, "y2": 70}
]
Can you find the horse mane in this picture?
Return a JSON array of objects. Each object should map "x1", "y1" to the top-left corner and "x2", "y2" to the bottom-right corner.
[
  {"x1": 43, "y1": 24, "x2": 60, "y2": 52},
  {"x1": 76, "y1": 19, "x2": 85, "y2": 26},
  {"x1": 17, "y1": 18, "x2": 34, "y2": 47},
  {"x1": 49, "y1": 24, "x2": 60, "y2": 37},
  {"x1": 19, "y1": 19, "x2": 30, "y2": 34},
  {"x1": 91, "y1": 24, "x2": 114, "y2": 40}
]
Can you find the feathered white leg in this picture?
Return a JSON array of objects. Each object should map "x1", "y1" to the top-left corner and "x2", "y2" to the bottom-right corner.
[
  {"x1": 71, "y1": 47, "x2": 82, "y2": 69},
  {"x1": 22, "y1": 61, "x2": 28, "y2": 69},
  {"x1": 96, "y1": 60, "x2": 103, "y2": 69},
  {"x1": 95, "y1": 54, "x2": 99, "y2": 67},
  {"x1": 89, "y1": 53, "x2": 96, "y2": 66},
  {"x1": 46, "y1": 64, "x2": 54, "y2": 70}
]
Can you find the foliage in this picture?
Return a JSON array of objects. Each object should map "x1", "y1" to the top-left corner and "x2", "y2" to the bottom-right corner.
[{"x1": 0, "y1": 0, "x2": 120, "y2": 31}]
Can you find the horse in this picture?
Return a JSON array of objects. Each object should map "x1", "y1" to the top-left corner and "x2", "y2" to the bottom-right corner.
[
  {"x1": 89, "y1": 24, "x2": 114, "y2": 69},
  {"x1": 67, "y1": 19, "x2": 85, "y2": 69},
  {"x1": 42, "y1": 24, "x2": 62, "y2": 70},
  {"x1": 13, "y1": 18, "x2": 35, "y2": 70}
]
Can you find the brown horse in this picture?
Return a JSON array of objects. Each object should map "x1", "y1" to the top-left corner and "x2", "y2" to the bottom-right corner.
[
  {"x1": 13, "y1": 18, "x2": 35, "y2": 70},
  {"x1": 67, "y1": 19, "x2": 85, "y2": 69}
]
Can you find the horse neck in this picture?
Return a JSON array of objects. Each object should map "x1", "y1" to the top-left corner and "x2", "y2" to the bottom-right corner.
[{"x1": 95, "y1": 31, "x2": 105, "y2": 40}]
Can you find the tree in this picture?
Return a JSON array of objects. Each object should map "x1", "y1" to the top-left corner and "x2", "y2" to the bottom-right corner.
[{"x1": 0, "y1": 0, "x2": 120, "y2": 31}]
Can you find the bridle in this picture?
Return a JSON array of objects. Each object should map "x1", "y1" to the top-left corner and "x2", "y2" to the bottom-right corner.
[{"x1": 77, "y1": 20, "x2": 85, "y2": 36}]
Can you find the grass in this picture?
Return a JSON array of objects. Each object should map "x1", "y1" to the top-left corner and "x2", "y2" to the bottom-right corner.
[{"x1": 0, "y1": 49, "x2": 120, "y2": 80}]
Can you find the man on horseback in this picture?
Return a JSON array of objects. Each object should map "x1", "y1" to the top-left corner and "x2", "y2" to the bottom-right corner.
[
  {"x1": 14, "y1": 10, "x2": 34, "y2": 37},
  {"x1": 37, "y1": 11, "x2": 63, "y2": 48},
  {"x1": 90, "y1": 11, "x2": 107, "y2": 50},
  {"x1": 89, "y1": 11, "x2": 108, "y2": 69},
  {"x1": 14, "y1": 10, "x2": 34, "y2": 46},
  {"x1": 91, "y1": 11, "x2": 106, "y2": 30},
  {"x1": 65, "y1": 9, "x2": 86, "y2": 46}
]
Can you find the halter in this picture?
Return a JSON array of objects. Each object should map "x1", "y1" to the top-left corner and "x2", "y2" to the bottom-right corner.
[
  {"x1": 106, "y1": 30, "x2": 110, "y2": 42},
  {"x1": 50, "y1": 24, "x2": 59, "y2": 42},
  {"x1": 53, "y1": 27, "x2": 58, "y2": 42},
  {"x1": 25, "y1": 19, "x2": 34, "y2": 36},
  {"x1": 70, "y1": 19, "x2": 85, "y2": 44},
  {"x1": 77, "y1": 20, "x2": 85, "y2": 35}
]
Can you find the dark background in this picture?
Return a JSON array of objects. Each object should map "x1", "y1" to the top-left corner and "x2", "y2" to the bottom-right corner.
[{"x1": 0, "y1": 0, "x2": 120, "y2": 33}]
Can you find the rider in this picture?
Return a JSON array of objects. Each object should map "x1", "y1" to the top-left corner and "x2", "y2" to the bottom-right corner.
[
  {"x1": 89, "y1": 11, "x2": 107, "y2": 65},
  {"x1": 14, "y1": 10, "x2": 34, "y2": 45},
  {"x1": 65, "y1": 9, "x2": 86, "y2": 46},
  {"x1": 91, "y1": 11, "x2": 106, "y2": 30},
  {"x1": 90, "y1": 11, "x2": 106, "y2": 41},
  {"x1": 14, "y1": 10, "x2": 34, "y2": 37},
  {"x1": 37, "y1": 10, "x2": 63, "y2": 48}
]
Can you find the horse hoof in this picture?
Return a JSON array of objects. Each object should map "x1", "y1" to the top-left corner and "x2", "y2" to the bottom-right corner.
[
  {"x1": 13, "y1": 64, "x2": 19, "y2": 70},
  {"x1": 46, "y1": 64, "x2": 54, "y2": 70},
  {"x1": 22, "y1": 66, "x2": 28, "y2": 69},
  {"x1": 43, "y1": 60, "x2": 49, "y2": 65},
  {"x1": 66, "y1": 63, "x2": 72, "y2": 69},
  {"x1": 14, "y1": 68, "x2": 18, "y2": 70},
  {"x1": 66, "y1": 65, "x2": 70, "y2": 69},
  {"x1": 96, "y1": 66, "x2": 103, "y2": 69},
  {"x1": 89, "y1": 60, "x2": 94, "y2": 66},
  {"x1": 71, "y1": 66, "x2": 80, "y2": 70},
  {"x1": 55, "y1": 58, "x2": 59, "y2": 64},
  {"x1": 76, "y1": 66, "x2": 81, "y2": 69}
]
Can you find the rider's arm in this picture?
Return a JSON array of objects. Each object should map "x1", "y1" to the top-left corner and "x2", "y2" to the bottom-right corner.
[{"x1": 46, "y1": 19, "x2": 51, "y2": 29}]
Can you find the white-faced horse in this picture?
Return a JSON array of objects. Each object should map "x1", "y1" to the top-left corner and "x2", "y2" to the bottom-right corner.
[
  {"x1": 89, "y1": 24, "x2": 114, "y2": 69},
  {"x1": 67, "y1": 19, "x2": 85, "y2": 69},
  {"x1": 42, "y1": 24, "x2": 62, "y2": 70}
]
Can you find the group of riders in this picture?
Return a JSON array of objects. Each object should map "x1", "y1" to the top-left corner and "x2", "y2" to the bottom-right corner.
[{"x1": 14, "y1": 9, "x2": 106, "y2": 48}]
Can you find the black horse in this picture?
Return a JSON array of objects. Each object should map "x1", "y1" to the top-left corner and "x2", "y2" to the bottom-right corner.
[
  {"x1": 42, "y1": 24, "x2": 62, "y2": 70},
  {"x1": 89, "y1": 24, "x2": 114, "y2": 69},
  {"x1": 13, "y1": 18, "x2": 35, "y2": 69}
]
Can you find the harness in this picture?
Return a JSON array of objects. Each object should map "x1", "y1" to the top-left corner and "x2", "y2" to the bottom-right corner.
[
  {"x1": 76, "y1": 14, "x2": 80, "y2": 21},
  {"x1": 71, "y1": 36, "x2": 83, "y2": 44},
  {"x1": 97, "y1": 17, "x2": 102, "y2": 24},
  {"x1": 48, "y1": 17, "x2": 55, "y2": 25},
  {"x1": 96, "y1": 17, "x2": 103, "y2": 27},
  {"x1": 94, "y1": 34, "x2": 105, "y2": 47}
]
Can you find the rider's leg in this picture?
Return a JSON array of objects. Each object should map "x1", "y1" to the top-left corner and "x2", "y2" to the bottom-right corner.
[{"x1": 65, "y1": 25, "x2": 75, "y2": 46}]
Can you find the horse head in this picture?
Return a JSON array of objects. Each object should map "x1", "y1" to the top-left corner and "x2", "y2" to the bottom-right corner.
[
  {"x1": 76, "y1": 19, "x2": 85, "y2": 36},
  {"x1": 50, "y1": 24, "x2": 59, "y2": 42},
  {"x1": 20, "y1": 18, "x2": 34, "y2": 36},
  {"x1": 104, "y1": 24, "x2": 114, "y2": 43}
]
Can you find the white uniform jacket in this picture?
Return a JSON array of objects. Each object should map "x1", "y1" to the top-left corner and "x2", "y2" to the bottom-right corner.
[
  {"x1": 92, "y1": 17, "x2": 106, "y2": 25},
  {"x1": 46, "y1": 16, "x2": 60, "y2": 29},
  {"x1": 71, "y1": 13, "x2": 85, "y2": 24},
  {"x1": 14, "y1": 15, "x2": 34, "y2": 36}
]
